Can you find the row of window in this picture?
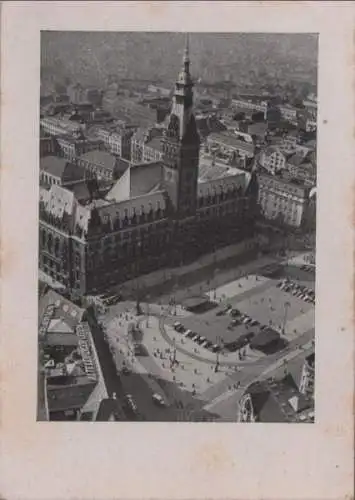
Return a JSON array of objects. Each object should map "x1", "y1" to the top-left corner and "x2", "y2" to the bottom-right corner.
[
  {"x1": 40, "y1": 172, "x2": 61, "y2": 186},
  {"x1": 77, "y1": 160, "x2": 113, "y2": 180}
]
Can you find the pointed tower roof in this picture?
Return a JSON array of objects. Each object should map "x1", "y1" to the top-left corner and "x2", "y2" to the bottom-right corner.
[
  {"x1": 183, "y1": 33, "x2": 190, "y2": 64},
  {"x1": 177, "y1": 33, "x2": 192, "y2": 86}
]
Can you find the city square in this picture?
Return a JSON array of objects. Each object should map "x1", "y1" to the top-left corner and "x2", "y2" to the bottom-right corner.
[
  {"x1": 92, "y1": 249, "x2": 315, "y2": 420},
  {"x1": 36, "y1": 31, "x2": 317, "y2": 423}
]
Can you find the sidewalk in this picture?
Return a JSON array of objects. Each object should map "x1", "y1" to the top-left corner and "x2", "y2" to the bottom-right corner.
[{"x1": 103, "y1": 315, "x2": 171, "y2": 402}]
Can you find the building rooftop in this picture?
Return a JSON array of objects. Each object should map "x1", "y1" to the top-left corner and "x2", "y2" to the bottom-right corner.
[
  {"x1": 257, "y1": 167, "x2": 311, "y2": 195},
  {"x1": 145, "y1": 136, "x2": 163, "y2": 152},
  {"x1": 66, "y1": 181, "x2": 92, "y2": 204},
  {"x1": 46, "y1": 380, "x2": 97, "y2": 414},
  {"x1": 106, "y1": 161, "x2": 164, "y2": 202},
  {"x1": 39, "y1": 290, "x2": 85, "y2": 333},
  {"x1": 261, "y1": 145, "x2": 285, "y2": 158},
  {"x1": 287, "y1": 150, "x2": 311, "y2": 167},
  {"x1": 79, "y1": 150, "x2": 117, "y2": 172},
  {"x1": 245, "y1": 373, "x2": 314, "y2": 423},
  {"x1": 198, "y1": 157, "x2": 246, "y2": 182},
  {"x1": 40, "y1": 156, "x2": 86, "y2": 184},
  {"x1": 248, "y1": 122, "x2": 268, "y2": 137},
  {"x1": 208, "y1": 132, "x2": 255, "y2": 155}
]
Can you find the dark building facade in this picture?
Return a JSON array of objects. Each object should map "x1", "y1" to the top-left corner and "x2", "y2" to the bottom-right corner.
[{"x1": 38, "y1": 40, "x2": 259, "y2": 298}]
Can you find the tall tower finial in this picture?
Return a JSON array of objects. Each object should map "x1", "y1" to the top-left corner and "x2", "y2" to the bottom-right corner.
[{"x1": 183, "y1": 33, "x2": 190, "y2": 64}]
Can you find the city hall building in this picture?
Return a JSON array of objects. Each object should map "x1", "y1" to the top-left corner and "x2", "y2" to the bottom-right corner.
[{"x1": 38, "y1": 41, "x2": 259, "y2": 298}]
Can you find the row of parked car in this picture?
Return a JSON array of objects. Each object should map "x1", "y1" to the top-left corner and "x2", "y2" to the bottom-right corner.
[
  {"x1": 173, "y1": 322, "x2": 222, "y2": 353},
  {"x1": 95, "y1": 292, "x2": 123, "y2": 307},
  {"x1": 216, "y1": 304, "x2": 269, "y2": 330},
  {"x1": 277, "y1": 279, "x2": 315, "y2": 304}
]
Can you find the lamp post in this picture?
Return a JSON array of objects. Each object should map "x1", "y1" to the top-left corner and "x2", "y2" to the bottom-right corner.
[
  {"x1": 282, "y1": 301, "x2": 290, "y2": 335},
  {"x1": 214, "y1": 335, "x2": 221, "y2": 372}
]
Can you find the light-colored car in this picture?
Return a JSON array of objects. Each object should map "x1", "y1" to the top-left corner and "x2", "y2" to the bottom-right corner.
[
  {"x1": 125, "y1": 394, "x2": 138, "y2": 413},
  {"x1": 152, "y1": 393, "x2": 167, "y2": 407}
]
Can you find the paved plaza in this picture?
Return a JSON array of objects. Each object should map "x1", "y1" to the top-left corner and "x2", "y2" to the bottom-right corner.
[{"x1": 94, "y1": 250, "x2": 315, "y2": 419}]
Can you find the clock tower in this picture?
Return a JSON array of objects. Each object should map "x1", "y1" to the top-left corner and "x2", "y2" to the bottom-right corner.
[{"x1": 162, "y1": 35, "x2": 200, "y2": 217}]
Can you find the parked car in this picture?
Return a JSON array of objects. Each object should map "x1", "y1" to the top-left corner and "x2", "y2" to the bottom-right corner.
[
  {"x1": 230, "y1": 309, "x2": 241, "y2": 317},
  {"x1": 226, "y1": 332, "x2": 255, "y2": 351},
  {"x1": 124, "y1": 394, "x2": 138, "y2": 414},
  {"x1": 184, "y1": 329, "x2": 193, "y2": 338},
  {"x1": 152, "y1": 393, "x2": 167, "y2": 407},
  {"x1": 121, "y1": 366, "x2": 131, "y2": 375}
]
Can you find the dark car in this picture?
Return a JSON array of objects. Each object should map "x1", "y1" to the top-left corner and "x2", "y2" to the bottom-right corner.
[
  {"x1": 227, "y1": 332, "x2": 255, "y2": 351},
  {"x1": 216, "y1": 310, "x2": 225, "y2": 316},
  {"x1": 230, "y1": 309, "x2": 241, "y2": 317},
  {"x1": 124, "y1": 394, "x2": 138, "y2": 415},
  {"x1": 121, "y1": 366, "x2": 131, "y2": 375}
]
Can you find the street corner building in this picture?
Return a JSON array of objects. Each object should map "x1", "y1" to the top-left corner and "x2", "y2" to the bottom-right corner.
[
  {"x1": 237, "y1": 352, "x2": 315, "y2": 423},
  {"x1": 37, "y1": 289, "x2": 126, "y2": 421},
  {"x1": 38, "y1": 40, "x2": 260, "y2": 299}
]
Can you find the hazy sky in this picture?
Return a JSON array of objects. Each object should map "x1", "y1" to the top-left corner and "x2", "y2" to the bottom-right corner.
[{"x1": 41, "y1": 32, "x2": 318, "y2": 87}]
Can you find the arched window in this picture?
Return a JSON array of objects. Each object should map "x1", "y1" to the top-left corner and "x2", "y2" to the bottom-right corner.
[
  {"x1": 40, "y1": 229, "x2": 46, "y2": 247},
  {"x1": 123, "y1": 209, "x2": 129, "y2": 228},
  {"x1": 131, "y1": 208, "x2": 137, "y2": 225},
  {"x1": 47, "y1": 233, "x2": 53, "y2": 253},
  {"x1": 54, "y1": 237, "x2": 60, "y2": 257}
]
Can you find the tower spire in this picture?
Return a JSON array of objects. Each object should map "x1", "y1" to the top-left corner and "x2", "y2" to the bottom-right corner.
[{"x1": 183, "y1": 33, "x2": 190, "y2": 64}]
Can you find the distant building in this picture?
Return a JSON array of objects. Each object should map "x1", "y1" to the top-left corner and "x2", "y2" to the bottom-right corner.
[
  {"x1": 40, "y1": 156, "x2": 86, "y2": 188},
  {"x1": 285, "y1": 148, "x2": 317, "y2": 186},
  {"x1": 207, "y1": 132, "x2": 255, "y2": 160},
  {"x1": 93, "y1": 124, "x2": 135, "y2": 160},
  {"x1": 77, "y1": 150, "x2": 128, "y2": 182},
  {"x1": 257, "y1": 169, "x2": 312, "y2": 227},
  {"x1": 40, "y1": 116, "x2": 84, "y2": 137},
  {"x1": 56, "y1": 134, "x2": 105, "y2": 161},
  {"x1": 259, "y1": 146, "x2": 287, "y2": 175},
  {"x1": 147, "y1": 84, "x2": 172, "y2": 98},
  {"x1": 130, "y1": 127, "x2": 164, "y2": 164},
  {"x1": 195, "y1": 115, "x2": 227, "y2": 140},
  {"x1": 303, "y1": 98, "x2": 317, "y2": 119},
  {"x1": 306, "y1": 117, "x2": 317, "y2": 132},
  {"x1": 299, "y1": 352, "x2": 315, "y2": 399},
  {"x1": 40, "y1": 133, "x2": 60, "y2": 158},
  {"x1": 67, "y1": 83, "x2": 101, "y2": 106},
  {"x1": 231, "y1": 97, "x2": 269, "y2": 118},
  {"x1": 278, "y1": 103, "x2": 298, "y2": 123}
]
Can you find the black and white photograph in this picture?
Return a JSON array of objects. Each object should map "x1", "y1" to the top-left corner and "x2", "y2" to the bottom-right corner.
[{"x1": 37, "y1": 31, "x2": 318, "y2": 422}]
